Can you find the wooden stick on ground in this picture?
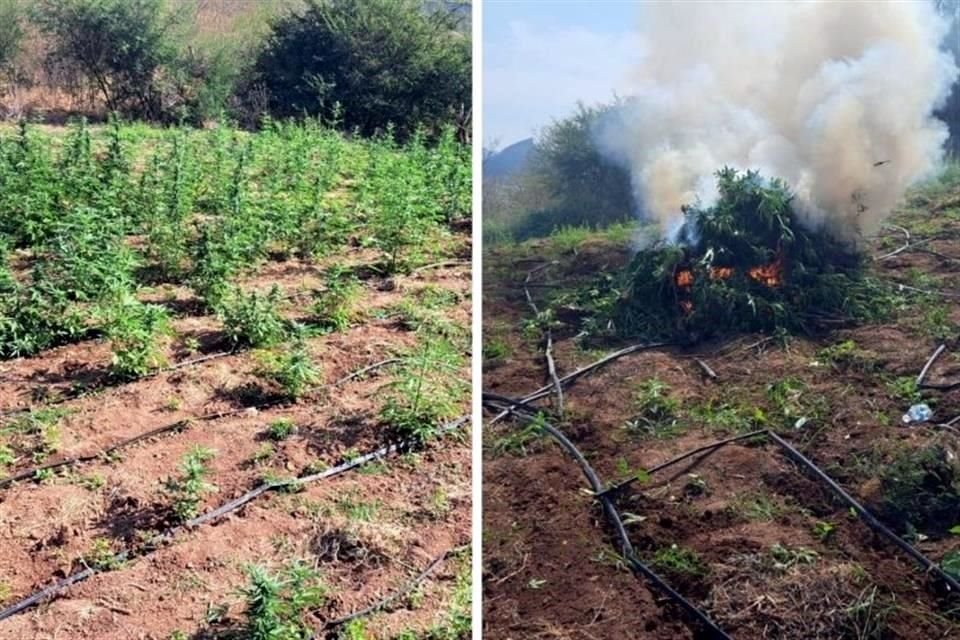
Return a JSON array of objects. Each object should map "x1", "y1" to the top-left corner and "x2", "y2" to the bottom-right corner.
[{"x1": 917, "y1": 344, "x2": 947, "y2": 387}]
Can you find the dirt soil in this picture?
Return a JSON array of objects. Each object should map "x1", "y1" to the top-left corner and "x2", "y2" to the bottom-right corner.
[
  {"x1": 482, "y1": 201, "x2": 960, "y2": 639},
  {"x1": 0, "y1": 239, "x2": 472, "y2": 639}
]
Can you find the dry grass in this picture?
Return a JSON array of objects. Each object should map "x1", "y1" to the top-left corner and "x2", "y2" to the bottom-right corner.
[{"x1": 709, "y1": 553, "x2": 891, "y2": 639}]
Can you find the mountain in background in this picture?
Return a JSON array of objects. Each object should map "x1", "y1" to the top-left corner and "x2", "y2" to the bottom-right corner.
[{"x1": 483, "y1": 137, "x2": 534, "y2": 179}]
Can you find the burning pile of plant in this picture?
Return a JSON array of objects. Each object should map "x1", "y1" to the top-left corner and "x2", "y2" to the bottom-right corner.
[{"x1": 610, "y1": 168, "x2": 887, "y2": 341}]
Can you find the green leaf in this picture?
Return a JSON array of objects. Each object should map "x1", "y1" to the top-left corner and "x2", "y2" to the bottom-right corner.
[{"x1": 942, "y1": 550, "x2": 960, "y2": 579}]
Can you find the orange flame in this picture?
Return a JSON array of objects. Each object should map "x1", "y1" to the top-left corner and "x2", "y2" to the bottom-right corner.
[
  {"x1": 747, "y1": 253, "x2": 784, "y2": 287},
  {"x1": 674, "y1": 255, "x2": 784, "y2": 289}
]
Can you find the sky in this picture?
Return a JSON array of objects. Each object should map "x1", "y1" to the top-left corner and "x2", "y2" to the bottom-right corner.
[{"x1": 482, "y1": 1, "x2": 641, "y2": 149}]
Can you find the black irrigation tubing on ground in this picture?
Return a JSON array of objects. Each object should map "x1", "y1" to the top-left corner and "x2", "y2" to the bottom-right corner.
[
  {"x1": 766, "y1": 430, "x2": 960, "y2": 595},
  {"x1": 488, "y1": 342, "x2": 672, "y2": 425},
  {"x1": 0, "y1": 414, "x2": 470, "y2": 623},
  {"x1": 484, "y1": 397, "x2": 732, "y2": 640},
  {"x1": 0, "y1": 358, "x2": 401, "y2": 489},
  {"x1": 602, "y1": 429, "x2": 771, "y2": 496},
  {"x1": 603, "y1": 428, "x2": 960, "y2": 595},
  {"x1": 315, "y1": 544, "x2": 470, "y2": 635},
  {"x1": 0, "y1": 349, "x2": 239, "y2": 421}
]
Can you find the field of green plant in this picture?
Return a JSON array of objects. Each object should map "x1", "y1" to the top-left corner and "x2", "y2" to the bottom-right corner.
[{"x1": 0, "y1": 118, "x2": 471, "y2": 639}]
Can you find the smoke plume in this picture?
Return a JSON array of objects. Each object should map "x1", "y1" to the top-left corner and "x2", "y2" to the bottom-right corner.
[{"x1": 596, "y1": 2, "x2": 959, "y2": 241}]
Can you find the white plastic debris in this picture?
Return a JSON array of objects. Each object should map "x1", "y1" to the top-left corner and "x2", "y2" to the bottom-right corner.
[{"x1": 902, "y1": 403, "x2": 933, "y2": 425}]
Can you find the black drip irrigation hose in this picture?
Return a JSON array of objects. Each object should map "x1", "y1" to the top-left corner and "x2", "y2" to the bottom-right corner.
[
  {"x1": 601, "y1": 428, "x2": 960, "y2": 595},
  {"x1": 488, "y1": 341, "x2": 671, "y2": 425},
  {"x1": 0, "y1": 349, "x2": 238, "y2": 421},
  {"x1": 484, "y1": 396, "x2": 732, "y2": 640},
  {"x1": 314, "y1": 544, "x2": 469, "y2": 637},
  {"x1": 0, "y1": 415, "x2": 469, "y2": 623},
  {"x1": 765, "y1": 431, "x2": 960, "y2": 594},
  {"x1": 0, "y1": 358, "x2": 401, "y2": 489}
]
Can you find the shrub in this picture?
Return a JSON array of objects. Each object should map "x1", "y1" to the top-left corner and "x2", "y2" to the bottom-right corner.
[
  {"x1": 31, "y1": 0, "x2": 184, "y2": 119},
  {"x1": 250, "y1": 0, "x2": 470, "y2": 140},
  {"x1": 241, "y1": 561, "x2": 325, "y2": 640},
  {"x1": 164, "y1": 446, "x2": 216, "y2": 522},
  {"x1": 312, "y1": 266, "x2": 361, "y2": 332},
  {"x1": 877, "y1": 444, "x2": 960, "y2": 537},
  {"x1": 219, "y1": 285, "x2": 287, "y2": 349},
  {"x1": 98, "y1": 293, "x2": 171, "y2": 379},
  {"x1": 0, "y1": 282, "x2": 86, "y2": 359},
  {"x1": 529, "y1": 101, "x2": 634, "y2": 231},
  {"x1": 0, "y1": 0, "x2": 22, "y2": 77},
  {"x1": 266, "y1": 418, "x2": 296, "y2": 441},
  {"x1": 380, "y1": 340, "x2": 465, "y2": 443},
  {"x1": 255, "y1": 333, "x2": 321, "y2": 400}
]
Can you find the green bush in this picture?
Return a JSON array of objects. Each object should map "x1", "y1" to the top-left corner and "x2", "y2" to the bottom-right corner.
[
  {"x1": 255, "y1": 333, "x2": 321, "y2": 399},
  {"x1": 609, "y1": 168, "x2": 887, "y2": 341},
  {"x1": 31, "y1": 0, "x2": 183, "y2": 119},
  {"x1": 0, "y1": 0, "x2": 23, "y2": 76},
  {"x1": 312, "y1": 266, "x2": 361, "y2": 332},
  {"x1": 251, "y1": 0, "x2": 470, "y2": 139},
  {"x1": 219, "y1": 285, "x2": 287, "y2": 349},
  {"x1": 877, "y1": 444, "x2": 960, "y2": 537},
  {"x1": 380, "y1": 340, "x2": 465, "y2": 443},
  {"x1": 98, "y1": 293, "x2": 171, "y2": 379},
  {"x1": 241, "y1": 561, "x2": 325, "y2": 640},
  {"x1": 164, "y1": 445, "x2": 216, "y2": 522}
]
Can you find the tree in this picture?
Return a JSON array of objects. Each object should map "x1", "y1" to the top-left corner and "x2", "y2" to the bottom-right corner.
[
  {"x1": 528, "y1": 101, "x2": 634, "y2": 231},
  {"x1": 251, "y1": 0, "x2": 470, "y2": 139},
  {"x1": 0, "y1": 0, "x2": 22, "y2": 76},
  {"x1": 31, "y1": 0, "x2": 185, "y2": 120}
]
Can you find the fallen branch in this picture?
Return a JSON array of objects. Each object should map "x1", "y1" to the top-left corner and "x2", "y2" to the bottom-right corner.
[
  {"x1": 488, "y1": 342, "x2": 671, "y2": 424},
  {"x1": 917, "y1": 344, "x2": 947, "y2": 387},
  {"x1": 694, "y1": 358, "x2": 718, "y2": 381}
]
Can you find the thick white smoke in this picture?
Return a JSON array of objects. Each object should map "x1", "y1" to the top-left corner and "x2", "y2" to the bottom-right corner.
[{"x1": 596, "y1": 2, "x2": 959, "y2": 241}]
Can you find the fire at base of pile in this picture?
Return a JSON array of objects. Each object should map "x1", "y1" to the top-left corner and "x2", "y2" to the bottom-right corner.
[{"x1": 609, "y1": 169, "x2": 887, "y2": 341}]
